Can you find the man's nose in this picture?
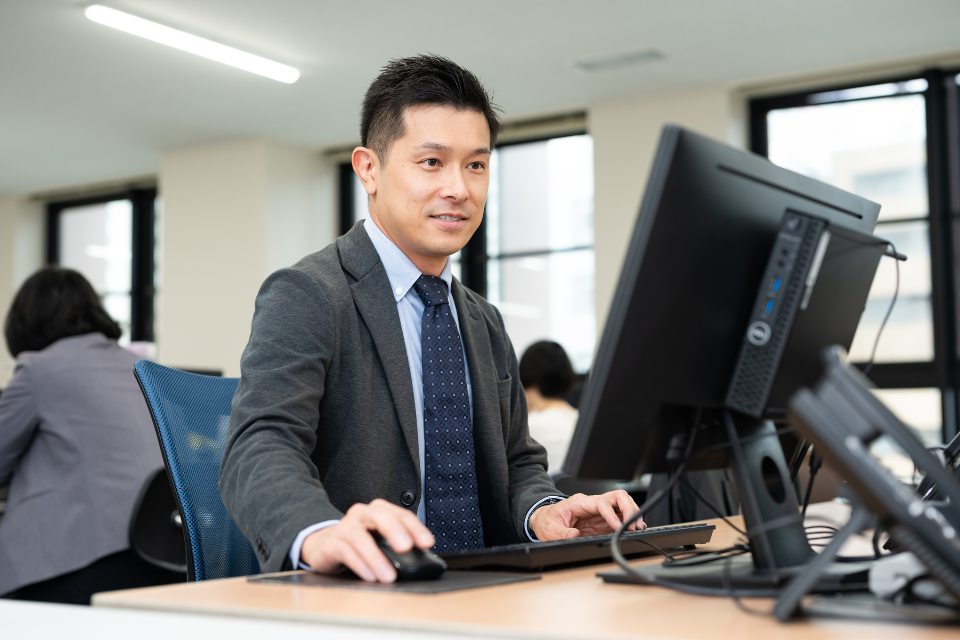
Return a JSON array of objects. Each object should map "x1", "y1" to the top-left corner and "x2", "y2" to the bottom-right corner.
[{"x1": 439, "y1": 166, "x2": 469, "y2": 202}]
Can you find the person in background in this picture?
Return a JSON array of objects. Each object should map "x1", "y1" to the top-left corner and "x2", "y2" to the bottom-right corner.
[
  {"x1": 0, "y1": 267, "x2": 175, "y2": 604},
  {"x1": 520, "y1": 341, "x2": 578, "y2": 475}
]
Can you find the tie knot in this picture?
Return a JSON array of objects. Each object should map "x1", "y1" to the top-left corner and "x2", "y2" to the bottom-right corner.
[{"x1": 413, "y1": 275, "x2": 449, "y2": 307}]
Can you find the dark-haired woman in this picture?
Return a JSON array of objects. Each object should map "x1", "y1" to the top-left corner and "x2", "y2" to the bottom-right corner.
[
  {"x1": 519, "y1": 341, "x2": 578, "y2": 475},
  {"x1": 0, "y1": 267, "x2": 174, "y2": 604}
]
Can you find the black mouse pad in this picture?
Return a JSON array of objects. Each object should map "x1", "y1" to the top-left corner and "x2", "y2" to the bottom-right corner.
[{"x1": 249, "y1": 570, "x2": 540, "y2": 593}]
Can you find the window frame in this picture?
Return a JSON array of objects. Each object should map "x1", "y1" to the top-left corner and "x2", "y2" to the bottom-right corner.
[
  {"x1": 749, "y1": 69, "x2": 960, "y2": 443},
  {"x1": 46, "y1": 187, "x2": 157, "y2": 342},
  {"x1": 468, "y1": 130, "x2": 591, "y2": 300}
]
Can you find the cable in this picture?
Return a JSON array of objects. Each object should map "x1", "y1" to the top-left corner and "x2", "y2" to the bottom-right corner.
[
  {"x1": 788, "y1": 441, "x2": 810, "y2": 484},
  {"x1": 662, "y1": 545, "x2": 750, "y2": 568},
  {"x1": 610, "y1": 427, "x2": 698, "y2": 572},
  {"x1": 862, "y1": 241, "x2": 901, "y2": 377},
  {"x1": 610, "y1": 418, "x2": 875, "y2": 603},
  {"x1": 694, "y1": 426, "x2": 795, "y2": 456},
  {"x1": 721, "y1": 556, "x2": 772, "y2": 616},
  {"x1": 610, "y1": 426, "x2": 785, "y2": 599},
  {"x1": 872, "y1": 524, "x2": 886, "y2": 559},
  {"x1": 742, "y1": 511, "x2": 804, "y2": 539},
  {"x1": 679, "y1": 476, "x2": 746, "y2": 536},
  {"x1": 801, "y1": 449, "x2": 822, "y2": 517},
  {"x1": 622, "y1": 535, "x2": 672, "y2": 560},
  {"x1": 805, "y1": 525, "x2": 839, "y2": 532}
]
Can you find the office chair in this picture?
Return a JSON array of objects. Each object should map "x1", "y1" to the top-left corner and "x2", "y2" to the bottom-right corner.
[
  {"x1": 133, "y1": 360, "x2": 259, "y2": 581},
  {"x1": 128, "y1": 468, "x2": 187, "y2": 576}
]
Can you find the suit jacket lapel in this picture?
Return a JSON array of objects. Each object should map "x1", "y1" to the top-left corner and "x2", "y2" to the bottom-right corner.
[
  {"x1": 452, "y1": 280, "x2": 507, "y2": 465},
  {"x1": 337, "y1": 223, "x2": 420, "y2": 480}
]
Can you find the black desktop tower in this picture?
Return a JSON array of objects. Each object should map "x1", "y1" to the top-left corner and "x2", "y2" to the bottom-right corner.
[
  {"x1": 725, "y1": 212, "x2": 827, "y2": 416},
  {"x1": 725, "y1": 211, "x2": 883, "y2": 418}
]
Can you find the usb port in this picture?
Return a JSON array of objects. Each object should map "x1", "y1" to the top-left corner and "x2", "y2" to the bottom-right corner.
[
  {"x1": 765, "y1": 299, "x2": 775, "y2": 314},
  {"x1": 771, "y1": 277, "x2": 781, "y2": 293}
]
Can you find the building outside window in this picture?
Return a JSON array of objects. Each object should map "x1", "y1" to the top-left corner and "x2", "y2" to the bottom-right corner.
[
  {"x1": 752, "y1": 71, "x2": 960, "y2": 476},
  {"x1": 485, "y1": 134, "x2": 596, "y2": 373},
  {"x1": 47, "y1": 188, "x2": 157, "y2": 345}
]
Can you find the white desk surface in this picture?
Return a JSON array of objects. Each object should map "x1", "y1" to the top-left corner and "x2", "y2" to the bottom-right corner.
[{"x1": 0, "y1": 599, "x2": 502, "y2": 640}]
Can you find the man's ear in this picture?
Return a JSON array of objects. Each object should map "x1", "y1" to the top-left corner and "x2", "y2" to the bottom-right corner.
[{"x1": 352, "y1": 147, "x2": 379, "y2": 196}]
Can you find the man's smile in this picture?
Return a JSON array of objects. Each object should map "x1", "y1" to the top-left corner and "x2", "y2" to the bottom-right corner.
[{"x1": 430, "y1": 213, "x2": 469, "y2": 229}]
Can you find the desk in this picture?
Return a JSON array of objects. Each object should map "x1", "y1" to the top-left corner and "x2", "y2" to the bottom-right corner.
[
  {"x1": 93, "y1": 508, "x2": 957, "y2": 640},
  {"x1": 0, "y1": 599, "x2": 484, "y2": 640}
]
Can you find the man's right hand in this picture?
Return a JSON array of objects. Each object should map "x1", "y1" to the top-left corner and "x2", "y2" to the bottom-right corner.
[{"x1": 299, "y1": 498, "x2": 435, "y2": 583}]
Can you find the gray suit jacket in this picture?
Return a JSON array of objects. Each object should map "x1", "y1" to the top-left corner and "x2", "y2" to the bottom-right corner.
[
  {"x1": 220, "y1": 222, "x2": 559, "y2": 573},
  {"x1": 0, "y1": 333, "x2": 163, "y2": 595}
]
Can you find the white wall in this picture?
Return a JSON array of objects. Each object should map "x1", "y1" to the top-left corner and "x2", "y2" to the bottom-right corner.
[
  {"x1": 588, "y1": 86, "x2": 746, "y2": 333},
  {"x1": 2, "y1": 89, "x2": 749, "y2": 383},
  {"x1": 155, "y1": 90, "x2": 748, "y2": 377},
  {"x1": 158, "y1": 139, "x2": 336, "y2": 377},
  {"x1": 0, "y1": 195, "x2": 44, "y2": 385}
]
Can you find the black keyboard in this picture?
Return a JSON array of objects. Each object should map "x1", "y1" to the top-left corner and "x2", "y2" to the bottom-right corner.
[{"x1": 439, "y1": 522, "x2": 715, "y2": 570}]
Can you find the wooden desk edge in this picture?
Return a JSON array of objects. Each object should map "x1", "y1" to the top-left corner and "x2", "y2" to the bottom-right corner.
[
  {"x1": 95, "y1": 509, "x2": 954, "y2": 640},
  {"x1": 93, "y1": 583, "x2": 619, "y2": 640}
]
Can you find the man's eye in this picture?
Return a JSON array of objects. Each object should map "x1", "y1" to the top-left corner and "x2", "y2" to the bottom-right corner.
[
  {"x1": 423, "y1": 158, "x2": 440, "y2": 167},
  {"x1": 468, "y1": 162, "x2": 485, "y2": 170}
]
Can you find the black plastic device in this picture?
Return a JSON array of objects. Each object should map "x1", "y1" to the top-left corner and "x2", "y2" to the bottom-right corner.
[
  {"x1": 563, "y1": 125, "x2": 885, "y2": 591},
  {"x1": 373, "y1": 533, "x2": 447, "y2": 581},
  {"x1": 725, "y1": 212, "x2": 883, "y2": 418},
  {"x1": 789, "y1": 347, "x2": 960, "y2": 603},
  {"x1": 565, "y1": 126, "x2": 881, "y2": 481},
  {"x1": 440, "y1": 523, "x2": 715, "y2": 571},
  {"x1": 917, "y1": 430, "x2": 960, "y2": 502}
]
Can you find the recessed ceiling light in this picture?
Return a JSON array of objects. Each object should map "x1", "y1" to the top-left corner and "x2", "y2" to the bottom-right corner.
[
  {"x1": 84, "y1": 5, "x2": 300, "y2": 84},
  {"x1": 574, "y1": 48, "x2": 664, "y2": 73}
]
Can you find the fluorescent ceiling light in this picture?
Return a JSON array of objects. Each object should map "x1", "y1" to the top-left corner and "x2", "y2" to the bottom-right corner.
[
  {"x1": 84, "y1": 5, "x2": 300, "y2": 84},
  {"x1": 574, "y1": 49, "x2": 664, "y2": 73}
]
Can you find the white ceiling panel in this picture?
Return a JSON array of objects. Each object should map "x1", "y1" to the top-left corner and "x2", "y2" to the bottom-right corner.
[{"x1": 2, "y1": 0, "x2": 959, "y2": 194}]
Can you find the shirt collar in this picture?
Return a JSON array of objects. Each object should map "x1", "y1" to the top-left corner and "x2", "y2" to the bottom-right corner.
[{"x1": 363, "y1": 219, "x2": 453, "y2": 303}]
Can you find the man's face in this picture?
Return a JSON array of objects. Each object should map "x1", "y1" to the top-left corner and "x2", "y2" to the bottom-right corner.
[{"x1": 359, "y1": 104, "x2": 491, "y2": 275}]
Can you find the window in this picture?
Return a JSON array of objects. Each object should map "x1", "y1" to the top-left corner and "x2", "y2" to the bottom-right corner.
[
  {"x1": 484, "y1": 135, "x2": 596, "y2": 372},
  {"x1": 47, "y1": 188, "x2": 157, "y2": 343},
  {"x1": 751, "y1": 71, "x2": 960, "y2": 445},
  {"x1": 338, "y1": 133, "x2": 596, "y2": 372}
]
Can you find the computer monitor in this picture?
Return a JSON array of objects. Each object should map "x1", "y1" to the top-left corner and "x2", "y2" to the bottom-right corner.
[
  {"x1": 563, "y1": 125, "x2": 886, "y2": 585},
  {"x1": 566, "y1": 125, "x2": 881, "y2": 479}
]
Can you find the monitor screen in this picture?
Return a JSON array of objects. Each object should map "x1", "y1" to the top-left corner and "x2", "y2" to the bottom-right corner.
[{"x1": 564, "y1": 125, "x2": 882, "y2": 480}]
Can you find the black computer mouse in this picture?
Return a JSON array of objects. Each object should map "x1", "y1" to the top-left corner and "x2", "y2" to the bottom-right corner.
[{"x1": 373, "y1": 533, "x2": 447, "y2": 581}]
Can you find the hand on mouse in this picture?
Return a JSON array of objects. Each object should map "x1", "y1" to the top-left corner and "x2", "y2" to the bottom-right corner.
[
  {"x1": 299, "y1": 499, "x2": 435, "y2": 583},
  {"x1": 528, "y1": 490, "x2": 645, "y2": 541}
]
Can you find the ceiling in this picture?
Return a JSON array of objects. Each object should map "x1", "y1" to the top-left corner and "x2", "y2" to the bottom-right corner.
[{"x1": 3, "y1": 0, "x2": 960, "y2": 195}]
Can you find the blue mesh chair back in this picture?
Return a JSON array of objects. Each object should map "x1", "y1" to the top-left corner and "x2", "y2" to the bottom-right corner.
[{"x1": 134, "y1": 360, "x2": 259, "y2": 581}]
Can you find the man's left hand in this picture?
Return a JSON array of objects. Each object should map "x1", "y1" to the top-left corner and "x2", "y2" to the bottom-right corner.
[{"x1": 528, "y1": 490, "x2": 645, "y2": 541}]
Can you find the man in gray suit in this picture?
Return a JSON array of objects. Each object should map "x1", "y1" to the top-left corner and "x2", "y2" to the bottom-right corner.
[{"x1": 220, "y1": 55, "x2": 642, "y2": 583}]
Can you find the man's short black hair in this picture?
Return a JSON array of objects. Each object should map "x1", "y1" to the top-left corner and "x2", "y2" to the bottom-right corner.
[
  {"x1": 519, "y1": 341, "x2": 575, "y2": 399},
  {"x1": 361, "y1": 54, "x2": 502, "y2": 163},
  {"x1": 4, "y1": 267, "x2": 122, "y2": 357}
]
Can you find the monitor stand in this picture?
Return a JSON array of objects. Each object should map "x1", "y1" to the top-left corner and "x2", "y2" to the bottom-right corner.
[{"x1": 617, "y1": 410, "x2": 871, "y2": 595}]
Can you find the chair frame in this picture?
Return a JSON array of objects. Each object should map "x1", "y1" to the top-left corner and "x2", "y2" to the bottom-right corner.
[
  {"x1": 135, "y1": 370, "x2": 203, "y2": 581},
  {"x1": 127, "y1": 467, "x2": 189, "y2": 575}
]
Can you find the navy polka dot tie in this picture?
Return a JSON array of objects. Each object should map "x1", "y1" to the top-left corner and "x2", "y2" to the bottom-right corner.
[{"x1": 413, "y1": 275, "x2": 485, "y2": 552}]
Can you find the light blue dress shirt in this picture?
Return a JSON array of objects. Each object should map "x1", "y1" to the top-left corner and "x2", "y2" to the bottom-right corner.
[{"x1": 290, "y1": 220, "x2": 560, "y2": 568}]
